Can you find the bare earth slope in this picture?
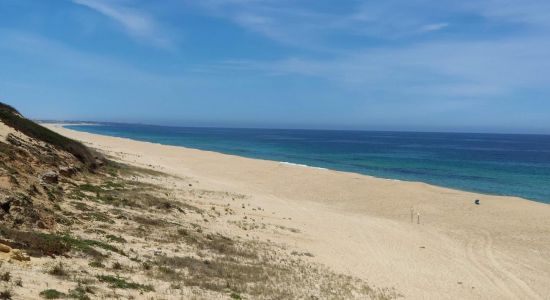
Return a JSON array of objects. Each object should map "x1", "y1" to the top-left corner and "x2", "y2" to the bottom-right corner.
[{"x1": 47, "y1": 124, "x2": 550, "y2": 300}]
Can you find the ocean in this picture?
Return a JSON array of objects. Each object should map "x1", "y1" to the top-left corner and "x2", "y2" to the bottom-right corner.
[{"x1": 65, "y1": 124, "x2": 550, "y2": 204}]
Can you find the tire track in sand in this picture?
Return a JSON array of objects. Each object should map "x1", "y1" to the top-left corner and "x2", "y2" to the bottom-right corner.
[
  {"x1": 466, "y1": 230, "x2": 542, "y2": 299},
  {"x1": 481, "y1": 231, "x2": 542, "y2": 300}
]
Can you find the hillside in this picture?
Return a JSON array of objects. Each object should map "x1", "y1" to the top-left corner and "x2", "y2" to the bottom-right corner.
[
  {"x1": 0, "y1": 103, "x2": 96, "y2": 229},
  {"x1": 0, "y1": 104, "x2": 394, "y2": 299}
]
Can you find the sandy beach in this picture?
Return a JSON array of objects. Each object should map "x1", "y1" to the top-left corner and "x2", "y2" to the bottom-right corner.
[{"x1": 45, "y1": 124, "x2": 550, "y2": 300}]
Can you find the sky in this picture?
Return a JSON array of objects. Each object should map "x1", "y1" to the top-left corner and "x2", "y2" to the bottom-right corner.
[{"x1": 1, "y1": 0, "x2": 550, "y2": 133}]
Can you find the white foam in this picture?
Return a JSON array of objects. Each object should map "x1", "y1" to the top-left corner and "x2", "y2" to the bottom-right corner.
[
  {"x1": 278, "y1": 161, "x2": 327, "y2": 170},
  {"x1": 385, "y1": 178, "x2": 403, "y2": 182}
]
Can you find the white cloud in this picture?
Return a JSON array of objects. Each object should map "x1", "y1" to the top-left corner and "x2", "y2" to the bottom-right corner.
[
  {"x1": 179, "y1": 1, "x2": 456, "y2": 53},
  {"x1": 72, "y1": 0, "x2": 172, "y2": 48},
  {"x1": 420, "y1": 22, "x2": 449, "y2": 32},
  {"x1": 206, "y1": 35, "x2": 550, "y2": 103},
  {"x1": 0, "y1": 29, "x2": 184, "y2": 90},
  {"x1": 186, "y1": 0, "x2": 550, "y2": 49},
  {"x1": 180, "y1": 0, "x2": 550, "y2": 103},
  {"x1": 184, "y1": 1, "x2": 346, "y2": 48},
  {"x1": 465, "y1": 0, "x2": 550, "y2": 28}
]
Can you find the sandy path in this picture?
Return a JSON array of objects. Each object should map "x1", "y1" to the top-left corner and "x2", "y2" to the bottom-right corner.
[{"x1": 46, "y1": 124, "x2": 550, "y2": 299}]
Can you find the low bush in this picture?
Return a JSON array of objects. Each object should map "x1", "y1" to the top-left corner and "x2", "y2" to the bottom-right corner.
[
  {"x1": 39, "y1": 289, "x2": 65, "y2": 299},
  {"x1": 96, "y1": 275, "x2": 153, "y2": 291},
  {"x1": 0, "y1": 226, "x2": 124, "y2": 257}
]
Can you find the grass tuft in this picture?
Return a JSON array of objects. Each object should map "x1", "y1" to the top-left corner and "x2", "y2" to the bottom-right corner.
[
  {"x1": 96, "y1": 275, "x2": 154, "y2": 292},
  {"x1": 47, "y1": 262, "x2": 68, "y2": 277},
  {"x1": 39, "y1": 289, "x2": 65, "y2": 299},
  {"x1": 0, "y1": 226, "x2": 124, "y2": 258},
  {"x1": 0, "y1": 289, "x2": 11, "y2": 300}
]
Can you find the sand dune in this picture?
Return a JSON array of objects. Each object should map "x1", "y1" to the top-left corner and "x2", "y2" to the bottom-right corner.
[{"x1": 46, "y1": 124, "x2": 550, "y2": 299}]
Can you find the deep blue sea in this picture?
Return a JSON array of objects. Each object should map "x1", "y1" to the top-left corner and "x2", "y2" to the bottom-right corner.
[{"x1": 65, "y1": 124, "x2": 550, "y2": 204}]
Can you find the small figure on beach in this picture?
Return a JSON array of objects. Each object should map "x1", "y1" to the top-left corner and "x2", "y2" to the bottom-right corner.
[{"x1": 475, "y1": 199, "x2": 480, "y2": 205}]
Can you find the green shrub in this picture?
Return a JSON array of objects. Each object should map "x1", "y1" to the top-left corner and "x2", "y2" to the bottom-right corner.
[
  {"x1": 39, "y1": 289, "x2": 65, "y2": 299},
  {"x1": 0, "y1": 272, "x2": 10, "y2": 282},
  {"x1": 88, "y1": 260, "x2": 105, "y2": 268},
  {"x1": 96, "y1": 275, "x2": 154, "y2": 291},
  {"x1": 48, "y1": 262, "x2": 68, "y2": 277},
  {"x1": 0, "y1": 289, "x2": 11, "y2": 300},
  {"x1": 68, "y1": 284, "x2": 92, "y2": 300},
  {"x1": 105, "y1": 235, "x2": 126, "y2": 243},
  {"x1": 0, "y1": 226, "x2": 124, "y2": 258}
]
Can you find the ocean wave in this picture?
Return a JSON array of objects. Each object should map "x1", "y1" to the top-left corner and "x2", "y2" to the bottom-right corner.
[{"x1": 278, "y1": 161, "x2": 327, "y2": 170}]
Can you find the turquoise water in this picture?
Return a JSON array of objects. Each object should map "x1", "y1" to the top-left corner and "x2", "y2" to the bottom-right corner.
[{"x1": 66, "y1": 124, "x2": 550, "y2": 203}]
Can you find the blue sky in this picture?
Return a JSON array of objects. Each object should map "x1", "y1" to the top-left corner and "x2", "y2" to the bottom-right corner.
[{"x1": 1, "y1": 0, "x2": 550, "y2": 133}]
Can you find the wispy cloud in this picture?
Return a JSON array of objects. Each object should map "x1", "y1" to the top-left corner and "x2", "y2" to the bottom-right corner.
[
  {"x1": 0, "y1": 29, "x2": 187, "y2": 94},
  {"x1": 63, "y1": 0, "x2": 550, "y2": 104},
  {"x1": 204, "y1": 35, "x2": 550, "y2": 104},
  {"x1": 467, "y1": 0, "x2": 550, "y2": 28},
  {"x1": 187, "y1": 0, "x2": 550, "y2": 49},
  {"x1": 72, "y1": 0, "x2": 172, "y2": 48},
  {"x1": 185, "y1": 0, "x2": 456, "y2": 48},
  {"x1": 183, "y1": 0, "x2": 550, "y2": 98},
  {"x1": 0, "y1": 28, "x2": 201, "y2": 121},
  {"x1": 419, "y1": 22, "x2": 449, "y2": 32}
]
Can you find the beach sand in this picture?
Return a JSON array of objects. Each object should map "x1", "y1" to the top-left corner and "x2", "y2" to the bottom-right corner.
[{"x1": 46, "y1": 124, "x2": 550, "y2": 299}]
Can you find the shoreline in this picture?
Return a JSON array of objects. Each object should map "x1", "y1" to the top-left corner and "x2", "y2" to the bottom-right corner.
[
  {"x1": 60, "y1": 123, "x2": 546, "y2": 204},
  {"x1": 45, "y1": 123, "x2": 550, "y2": 299}
]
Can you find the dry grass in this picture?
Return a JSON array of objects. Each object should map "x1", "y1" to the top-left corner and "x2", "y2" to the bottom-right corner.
[
  {"x1": 151, "y1": 245, "x2": 397, "y2": 300},
  {"x1": 96, "y1": 275, "x2": 154, "y2": 292},
  {"x1": 0, "y1": 226, "x2": 123, "y2": 258},
  {"x1": 0, "y1": 156, "x2": 398, "y2": 299},
  {"x1": 47, "y1": 262, "x2": 68, "y2": 277}
]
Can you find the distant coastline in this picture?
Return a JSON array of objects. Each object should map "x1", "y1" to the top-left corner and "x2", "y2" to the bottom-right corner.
[{"x1": 37, "y1": 121, "x2": 101, "y2": 126}]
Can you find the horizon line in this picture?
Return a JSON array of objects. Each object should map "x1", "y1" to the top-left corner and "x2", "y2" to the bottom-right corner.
[{"x1": 36, "y1": 119, "x2": 550, "y2": 137}]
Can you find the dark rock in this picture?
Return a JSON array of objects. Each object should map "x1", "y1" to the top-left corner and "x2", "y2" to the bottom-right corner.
[
  {"x1": 8, "y1": 175, "x2": 19, "y2": 186},
  {"x1": 41, "y1": 171, "x2": 59, "y2": 184},
  {"x1": 0, "y1": 197, "x2": 13, "y2": 214},
  {"x1": 94, "y1": 159, "x2": 105, "y2": 167},
  {"x1": 59, "y1": 166, "x2": 78, "y2": 177},
  {"x1": 27, "y1": 184, "x2": 41, "y2": 196},
  {"x1": 6, "y1": 134, "x2": 22, "y2": 147},
  {"x1": 0, "y1": 194, "x2": 44, "y2": 227}
]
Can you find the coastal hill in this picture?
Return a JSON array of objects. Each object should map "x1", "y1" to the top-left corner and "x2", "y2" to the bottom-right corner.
[
  {"x1": 0, "y1": 102, "x2": 97, "y2": 229},
  {"x1": 0, "y1": 103, "x2": 394, "y2": 299}
]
